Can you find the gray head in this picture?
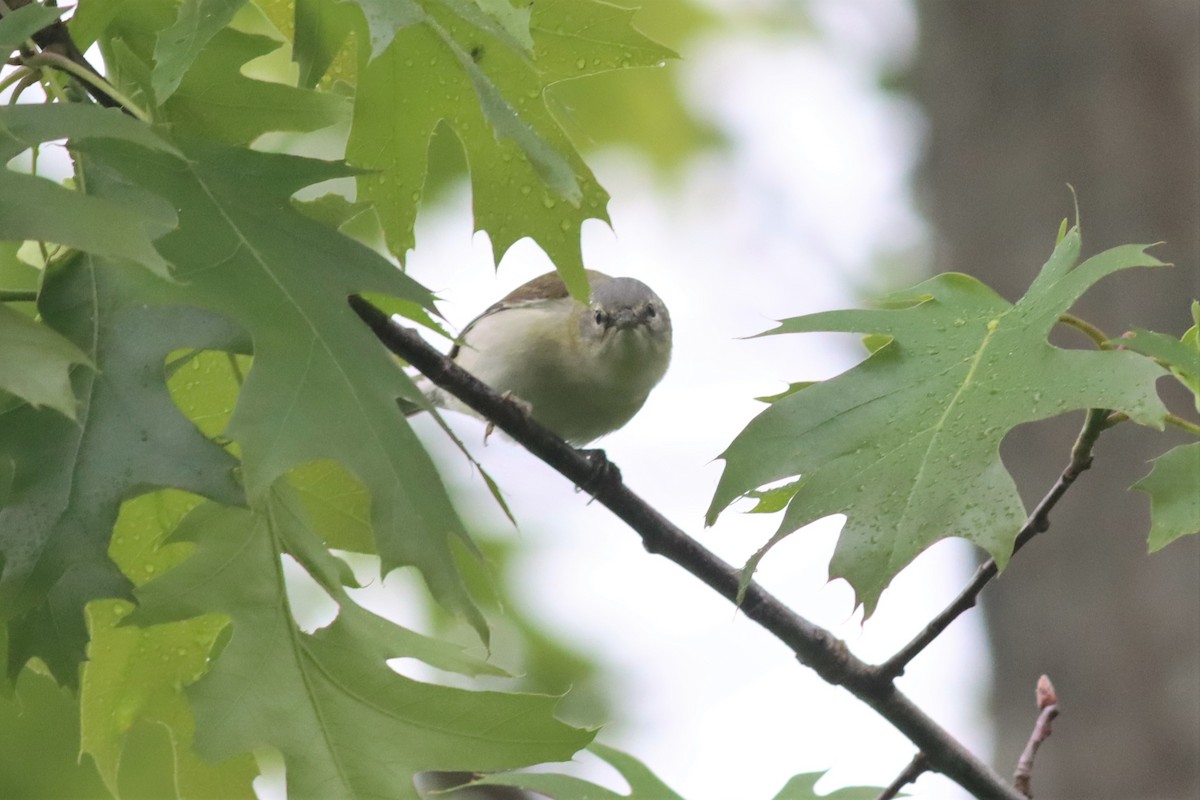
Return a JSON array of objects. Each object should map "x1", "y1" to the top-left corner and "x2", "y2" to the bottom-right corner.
[{"x1": 584, "y1": 276, "x2": 671, "y2": 339}]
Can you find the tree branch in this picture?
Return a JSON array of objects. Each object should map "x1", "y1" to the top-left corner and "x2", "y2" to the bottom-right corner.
[
  {"x1": 349, "y1": 295, "x2": 1027, "y2": 800},
  {"x1": 879, "y1": 408, "x2": 1109, "y2": 680},
  {"x1": 1012, "y1": 675, "x2": 1059, "y2": 797},
  {"x1": 877, "y1": 752, "x2": 928, "y2": 800}
]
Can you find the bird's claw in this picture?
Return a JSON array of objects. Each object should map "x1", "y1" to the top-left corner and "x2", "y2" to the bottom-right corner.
[{"x1": 576, "y1": 448, "x2": 620, "y2": 497}]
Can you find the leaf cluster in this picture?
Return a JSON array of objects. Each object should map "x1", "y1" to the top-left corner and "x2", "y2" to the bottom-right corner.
[
  {"x1": 0, "y1": 0, "x2": 1195, "y2": 797},
  {"x1": 1, "y1": 0, "x2": 675, "y2": 794}
]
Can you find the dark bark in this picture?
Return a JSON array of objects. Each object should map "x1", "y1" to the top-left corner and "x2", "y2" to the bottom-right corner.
[{"x1": 911, "y1": 2, "x2": 1200, "y2": 798}]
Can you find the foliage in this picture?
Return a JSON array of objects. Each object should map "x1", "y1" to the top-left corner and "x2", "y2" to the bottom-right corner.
[
  {"x1": 473, "y1": 743, "x2": 891, "y2": 799},
  {"x1": 708, "y1": 228, "x2": 1171, "y2": 611},
  {"x1": 1, "y1": 0, "x2": 667, "y2": 794},
  {"x1": 0, "y1": 0, "x2": 1195, "y2": 797}
]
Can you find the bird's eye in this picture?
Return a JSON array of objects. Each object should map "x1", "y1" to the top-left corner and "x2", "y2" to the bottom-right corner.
[
  {"x1": 594, "y1": 309, "x2": 605, "y2": 325},
  {"x1": 646, "y1": 304, "x2": 657, "y2": 318}
]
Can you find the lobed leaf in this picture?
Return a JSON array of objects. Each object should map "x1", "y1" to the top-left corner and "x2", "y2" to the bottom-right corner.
[
  {"x1": 474, "y1": 746, "x2": 891, "y2": 800},
  {"x1": 709, "y1": 228, "x2": 1169, "y2": 612},
  {"x1": 1115, "y1": 314, "x2": 1200, "y2": 411},
  {"x1": 0, "y1": 303, "x2": 90, "y2": 419},
  {"x1": 769, "y1": 773, "x2": 893, "y2": 799},
  {"x1": 1134, "y1": 442, "x2": 1200, "y2": 551},
  {"x1": 0, "y1": 2, "x2": 64, "y2": 53},
  {"x1": 83, "y1": 136, "x2": 488, "y2": 638},
  {"x1": 0, "y1": 105, "x2": 177, "y2": 277},
  {"x1": 163, "y1": 26, "x2": 350, "y2": 145},
  {"x1": 343, "y1": 0, "x2": 674, "y2": 298},
  {"x1": 0, "y1": 253, "x2": 244, "y2": 685},
  {"x1": 0, "y1": 669, "x2": 109, "y2": 798},
  {"x1": 151, "y1": 0, "x2": 248, "y2": 102},
  {"x1": 130, "y1": 496, "x2": 590, "y2": 799},
  {"x1": 79, "y1": 487, "x2": 259, "y2": 799},
  {"x1": 471, "y1": 741, "x2": 687, "y2": 799}
]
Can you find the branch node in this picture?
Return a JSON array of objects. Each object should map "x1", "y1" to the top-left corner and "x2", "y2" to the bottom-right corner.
[{"x1": 877, "y1": 752, "x2": 929, "y2": 800}]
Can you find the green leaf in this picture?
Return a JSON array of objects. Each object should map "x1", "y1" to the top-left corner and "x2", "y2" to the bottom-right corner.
[
  {"x1": 1115, "y1": 321, "x2": 1200, "y2": 411},
  {"x1": 164, "y1": 27, "x2": 349, "y2": 145},
  {"x1": 0, "y1": 254, "x2": 243, "y2": 685},
  {"x1": 0, "y1": 669, "x2": 109, "y2": 799},
  {"x1": 1134, "y1": 443, "x2": 1200, "y2": 551},
  {"x1": 709, "y1": 228, "x2": 1169, "y2": 611},
  {"x1": 0, "y1": 105, "x2": 177, "y2": 278},
  {"x1": 152, "y1": 0, "x2": 248, "y2": 102},
  {"x1": 745, "y1": 481, "x2": 803, "y2": 514},
  {"x1": 0, "y1": 2, "x2": 64, "y2": 53},
  {"x1": 292, "y1": 0, "x2": 360, "y2": 88},
  {"x1": 756, "y1": 382, "x2": 817, "y2": 403},
  {"x1": 84, "y1": 136, "x2": 487, "y2": 638},
  {"x1": 131, "y1": 497, "x2": 591, "y2": 798},
  {"x1": 289, "y1": 459, "x2": 375, "y2": 553},
  {"x1": 471, "y1": 741, "x2": 686, "y2": 799},
  {"x1": 82, "y1": 601, "x2": 259, "y2": 799},
  {"x1": 769, "y1": 772, "x2": 892, "y2": 800},
  {"x1": 0, "y1": 303, "x2": 90, "y2": 419},
  {"x1": 344, "y1": 0, "x2": 674, "y2": 298},
  {"x1": 79, "y1": 488, "x2": 259, "y2": 799},
  {"x1": 0, "y1": 240, "x2": 38, "y2": 297}
]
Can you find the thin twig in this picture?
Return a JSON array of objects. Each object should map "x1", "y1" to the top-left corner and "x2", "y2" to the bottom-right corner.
[
  {"x1": 0, "y1": 289, "x2": 37, "y2": 302},
  {"x1": 348, "y1": 295, "x2": 1027, "y2": 800},
  {"x1": 1013, "y1": 675, "x2": 1059, "y2": 797},
  {"x1": 879, "y1": 408, "x2": 1110, "y2": 680},
  {"x1": 877, "y1": 752, "x2": 928, "y2": 800}
]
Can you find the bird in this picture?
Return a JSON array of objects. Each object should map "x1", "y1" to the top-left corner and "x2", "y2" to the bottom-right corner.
[{"x1": 415, "y1": 269, "x2": 672, "y2": 445}]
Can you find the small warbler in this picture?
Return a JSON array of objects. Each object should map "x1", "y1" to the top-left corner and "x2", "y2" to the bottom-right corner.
[{"x1": 420, "y1": 270, "x2": 672, "y2": 445}]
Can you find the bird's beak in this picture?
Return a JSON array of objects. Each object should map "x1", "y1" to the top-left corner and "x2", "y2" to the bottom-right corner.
[{"x1": 610, "y1": 308, "x2": 640, "y2": 330}]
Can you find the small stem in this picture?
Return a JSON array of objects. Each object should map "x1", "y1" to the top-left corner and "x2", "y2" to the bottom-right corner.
[
  {"x1": 879, "y1": 408, "x2": 1110, "y2": 679},
  {"x1": 8, "y1": 70, "x2": 40, "y2": 104},
  {"x1": 1101, "y1": 411, "x2": 1128, "y2": 430},
  {"x1": 1057, "y1": 313, "x2": 1110, "y2": 348},
  {"x1": 1166, "y1": 413, "x2": 1200, "y2": 436},
  {"x1": 877, "y1": 752, "x2": 928, "y2": 800},
  {"x1": 1013, "y1": 675, "x2": 1059, "y2": 797},
  {"x1": 0, "y1": 289, "x2": 37, "y2": 302},
  {"x1": 0, "y1": 65, "x2": 33, "y2": 95},
  {"x1": 38, "y1": 62, "x2": 71, "y2": 104},
  {"x1": 23, "y1": 52, "x2": 150, "y2": 122}
]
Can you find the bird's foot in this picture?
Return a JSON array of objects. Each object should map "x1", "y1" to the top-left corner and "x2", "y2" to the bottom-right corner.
[{"x1": 576, "y1": 448, "x2": 621, "y2": 497}]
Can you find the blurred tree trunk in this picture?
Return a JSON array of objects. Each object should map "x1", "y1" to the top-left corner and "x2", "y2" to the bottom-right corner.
[{"x1": 911, "y1": 2, "x2": 1200, "y2": 798}]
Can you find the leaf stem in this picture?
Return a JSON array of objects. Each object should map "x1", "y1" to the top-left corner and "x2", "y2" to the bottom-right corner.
[
  {"x1": 23, "y1": 52, "x2": 150, "y2": 122},
  {"x1": 0, "y1": 289, "x2": 37, "y2": 302},
  {"x1": 349, "y1": 295, "x2": 1027, "y2": 800},
  {"x1": 1166, "y1": 413, "x2": 1200, "y2": 436},
  {"x1": 1057, "y1": 312, "x2": 1110, "y2": 348},
  {"x1": 6, "y1": 69, "x2": 39, "y2": 104},
  {"x1": 879, "y1": 407, "x2": 1110, "y2": 680},
  {"x1": 0, "y1": 65, "x2": 33, "y2": 95}
]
